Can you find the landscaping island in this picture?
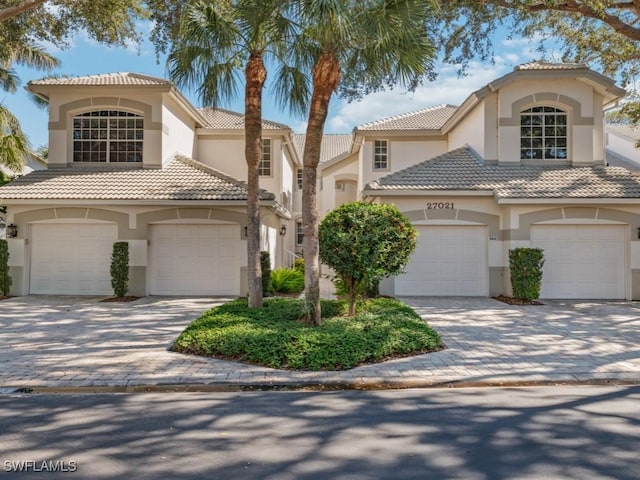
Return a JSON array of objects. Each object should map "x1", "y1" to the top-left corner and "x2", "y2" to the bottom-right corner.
[{"x1": 172, "y1": 297, "x2": 442, "y2": 371}]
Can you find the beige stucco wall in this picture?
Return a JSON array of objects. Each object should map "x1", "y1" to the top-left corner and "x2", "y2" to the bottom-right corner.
[
  {"x1": 5, "y1": 203, "x2": 294, "y2": 297},
  {"x1": 448, "y1": 100, "x2": 488, "y2": 157},
  {"x1": 606, "y1": 130, "x2": 640, "y2": 166},
  {"x1": 46, "y1": 89, "x2": 165, "y2": 168},
  {"x1": 161, "y1": 96, "x2": 197, "y2": 165},
  {"x1": 366, "y1": 195, "x2": 640, "y2": 300},
  {"x1": 360, "y1": 137, "x2": 448, "y2": 187},
  {"x1": 197, "y1": 136, "x2": 245, "y2": 176},
  {"x1": 496, "y1": 79, "x2": 601, "y2": 166},
  {"x1": 318, "y1": 154, "x2": 359, "y2": 215}
]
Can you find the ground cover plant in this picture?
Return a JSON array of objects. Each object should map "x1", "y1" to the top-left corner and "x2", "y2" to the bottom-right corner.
[{"x1": 172, "y1": 297, "x2": 442, "y2": 370}]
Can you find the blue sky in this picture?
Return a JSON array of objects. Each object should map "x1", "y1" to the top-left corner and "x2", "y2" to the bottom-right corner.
[{"x1": 3, "y1": 30, "x2": 551, "y2": 150}]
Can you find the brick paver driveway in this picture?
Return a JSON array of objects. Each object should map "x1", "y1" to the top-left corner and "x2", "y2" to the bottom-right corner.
[{"x1": 0, "y1": 295, "x2": 638, "y2": 389}]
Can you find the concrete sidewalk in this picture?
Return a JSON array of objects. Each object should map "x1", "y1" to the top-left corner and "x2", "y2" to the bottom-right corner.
[{"x1": 0, "y1": 295, "x2": 639, "y2": 390}]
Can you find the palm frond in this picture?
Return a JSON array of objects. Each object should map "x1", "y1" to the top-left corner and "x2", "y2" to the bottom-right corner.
[{"x1": 0, "y1": 104, "x2": 29, "y2": 172}]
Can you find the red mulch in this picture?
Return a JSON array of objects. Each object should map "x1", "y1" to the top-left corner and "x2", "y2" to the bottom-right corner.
[
  {"x1": 99, "y1": 296, "x2": 140, "y2": 303},
  {"x1": 0, "y1": 295, "x2": 11, "y2": 301},
  {"x1": 493, "y1": 295, "x2": 543, "y2": 306}
]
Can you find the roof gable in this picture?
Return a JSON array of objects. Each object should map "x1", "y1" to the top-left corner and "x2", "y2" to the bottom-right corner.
[
  {"x1": 293, "y1": 134, "x2": 353, "y2": 164},
  {"x1": 355, "y1": 104, "x2": 458, "y2": 132},
  {"x1": 28, "y1": 72, "x2": 172, "y2": 87},
  {"x1": 199, "y1": 108, "x2": 291, "y2": 131}
]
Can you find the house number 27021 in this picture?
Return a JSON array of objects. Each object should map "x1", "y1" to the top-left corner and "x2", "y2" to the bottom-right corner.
[{"x1": 426, "y1": 202, "x2": 455, "y2": 209}]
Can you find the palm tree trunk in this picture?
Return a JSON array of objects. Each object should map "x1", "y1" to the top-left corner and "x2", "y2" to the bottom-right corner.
[
  {"x1": 303, "y1": 51, "x2": 341, "y2": 325},
  {"x1": 245, "y1": 51, "x2": 267, "y2": 308}
]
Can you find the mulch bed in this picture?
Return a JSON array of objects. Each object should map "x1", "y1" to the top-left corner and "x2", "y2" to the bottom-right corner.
[
  {"x1": 99, "y1": 296, "x2": 141, "y2": 303},
  {"x1": 0, "y1": 296, "x2": 11, "y2": 301},
  {"x1": 492, "y1": 295, "x2": 543, "y2": 306}
]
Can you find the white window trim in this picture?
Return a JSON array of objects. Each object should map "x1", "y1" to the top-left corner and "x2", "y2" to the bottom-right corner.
[
  {"x1": 519, "y1": 106, "x2": 570, "y2": 162},
  {"x1": 72, "y1": 110, "x2": 144, "y2": 164},
  {"x1": 259, "y1": 138, "x2": 273, "y2": 177},
  {"x1": 295, "y1": 221, "x2": 304, "y2": 246},
  {"x1": 373, "y1": 139, "x2": 390, "y2": 171},
  {"x1": 296, "y1": 168, "x2": 303, "y2": 190}
]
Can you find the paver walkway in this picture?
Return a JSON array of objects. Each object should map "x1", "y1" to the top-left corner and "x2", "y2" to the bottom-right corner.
[{"x1": 0, "y1": 296, "x2": 639, "y2": 389}]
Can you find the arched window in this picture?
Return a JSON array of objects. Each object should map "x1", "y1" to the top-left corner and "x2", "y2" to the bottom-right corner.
[
  {"x1": 520, "y1": 106, "x2": 567, "y2": 160},
  {"x1": 72, "y1": 110, "x2": 143, "y2": 163}
]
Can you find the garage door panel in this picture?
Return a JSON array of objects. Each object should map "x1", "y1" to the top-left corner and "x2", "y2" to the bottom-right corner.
[
  {"x1": 531, "y1": 225, "x2": 625, "y2": 299},
  {"x1": 149, "y1": 224, "x2": 240, "y2": 296},
  {"x1": 395, "y1": 226, "x2": 487, "y2": 296},
  {"x1": 31, "y1": 224, "x2": 116, "y2": 295}
]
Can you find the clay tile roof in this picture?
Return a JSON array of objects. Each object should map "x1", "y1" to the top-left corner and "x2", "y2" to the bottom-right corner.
[
  {"x1": 366, "y1": 147, "x2": 640, "y2": 199},
  {"x1": 292, "y1": 134, "x2": 353, "y2": 164},
  {"x1": 356, "y1": 104, "x2": 458, "y2": 131},
  {"x1": 199, "y1": 107, "x2": 291, "y2": 130},
  {"x1": 0, "y1": 157, "x2": 276, "y2": 201},
  {"x1": 28, "y1": 72, "x2": 172, "y2": 87},
  {"x1": 516, "y1": 62, "x2": 588, "y2": 71}
]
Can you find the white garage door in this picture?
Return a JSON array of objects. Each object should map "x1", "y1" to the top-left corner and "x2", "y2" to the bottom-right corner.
[
  {"x1": 395, "y1": 226, "x2": 488, "y2": 296},
  {"x1": 148, "y1": 224, "x2": 240, "y2": 296},
  {"x1": 531, "y1": 225, "x2": 626, "y2": 299},
  {"x1": 31, "y1": 223, "x2": 117, "y2": 295}
]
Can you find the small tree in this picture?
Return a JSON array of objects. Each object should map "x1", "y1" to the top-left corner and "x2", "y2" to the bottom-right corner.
[
  {"x1": 110, "y1": 241, "x2": 129, "y2": 298},
  {"x1": 319, "y1": 202, "x2": 417, "y2": 317},
  {"x1": 509, "y1": 248, "x2": 545, "y2": 301},
  {"x1": 0, "y1": 239, "x2": 11, "y2": 296}
]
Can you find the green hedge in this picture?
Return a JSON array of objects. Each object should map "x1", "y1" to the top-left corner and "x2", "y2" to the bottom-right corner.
[
  {"x1": 0, "y1": 239, "x2": 11, "y2": 296},
  {"x1": 260, "y1": 251, "x2": 271, "y2": 297},
  {"x1": 509, "y1": 248, "x2": 545, "y2": 300},
  {"x1": 110, "y1": 241, "x2": 129, "y2": 297}
]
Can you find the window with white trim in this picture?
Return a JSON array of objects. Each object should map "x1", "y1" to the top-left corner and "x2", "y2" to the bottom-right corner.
[
  {"x1": 296, "y1": 168, "x2": 303, "y2": 190},
  {"x1": 296, "y1": 221, "x2": 304, "y2": 245},
  {"x1": 259, "y1": 138, "x2": 272, "y2": 176},
  {"x1": 373, "y1": 139, "x2": 389, "y2": 170},
  {"x1": 72, "y1": 110, "x2": 143, "y2": 163},
  {"x1": 520, "y1": 107, "x2": 567, "y2": 160}
]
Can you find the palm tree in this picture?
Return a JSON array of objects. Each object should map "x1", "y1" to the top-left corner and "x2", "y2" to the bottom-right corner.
[
  {"x1": 167, "y1": 0, "x2": 308, "y2": 308},
  {"x1": 293, "y1": 0, "x2": 439, "y2": 325},
  {"x1": 0, "y1": 42, "x2": 59, "y2": 94},
  {"x1": 0, "y1": 104, "x2": 29, "y2": 173},
  {"x1": 0, "y1": 40, "x2": 57, "y2": 171}
]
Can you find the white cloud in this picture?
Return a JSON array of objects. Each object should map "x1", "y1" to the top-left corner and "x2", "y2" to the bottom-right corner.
[{"x1": 326, "y1": 60, "x2": 512, "y2": 133}]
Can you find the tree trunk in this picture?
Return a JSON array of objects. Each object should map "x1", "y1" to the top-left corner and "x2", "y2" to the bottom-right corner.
[
  {"x1": 302, "y1": 51, "x2": 341, "y2": 325},
  {"x1": 348, "y1": 278, "x2": 357, "y2": 318},
  {"x1": 245, "y1": 51, "x2": 267, "y2": 308}
]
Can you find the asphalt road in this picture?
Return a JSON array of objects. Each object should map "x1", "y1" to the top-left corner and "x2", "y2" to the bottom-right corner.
[{"x1": 1, "y1": 386, "x2": 639, "y2": 479}]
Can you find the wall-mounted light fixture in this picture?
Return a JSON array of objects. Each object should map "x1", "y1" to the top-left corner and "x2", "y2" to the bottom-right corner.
[
  {"x1": 6, "y1": 224, "x2": 17, "y2": 239},
  {"x1": 637, "y1": 227, "x2": 640, "y2": 240},
  {"x1": 279, "y1": 225, "x2": 287, "y2": 236}
]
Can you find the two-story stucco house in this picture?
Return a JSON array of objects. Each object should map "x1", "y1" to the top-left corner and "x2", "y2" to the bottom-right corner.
[
  {"x1": 2, "y1": 62, "x2": 640, "y2": 300},
  {"x1": 0, "y1": 73, "x2": 300, "y2": 296}
]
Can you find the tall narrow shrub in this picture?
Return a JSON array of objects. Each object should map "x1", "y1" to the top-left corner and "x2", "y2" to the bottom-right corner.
[
  {"x1": 110, "y1": 241, "x2": 129, "y2": 298},
  {"x1": 260, "y1": 251, "x2": 271, "y2": 297},
  {"x1": 0, "y1": 239, "x2": 11, "y2": 296},
  {"x1": 509, "y1": 248, "x2": 545, "y2": 300}
]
